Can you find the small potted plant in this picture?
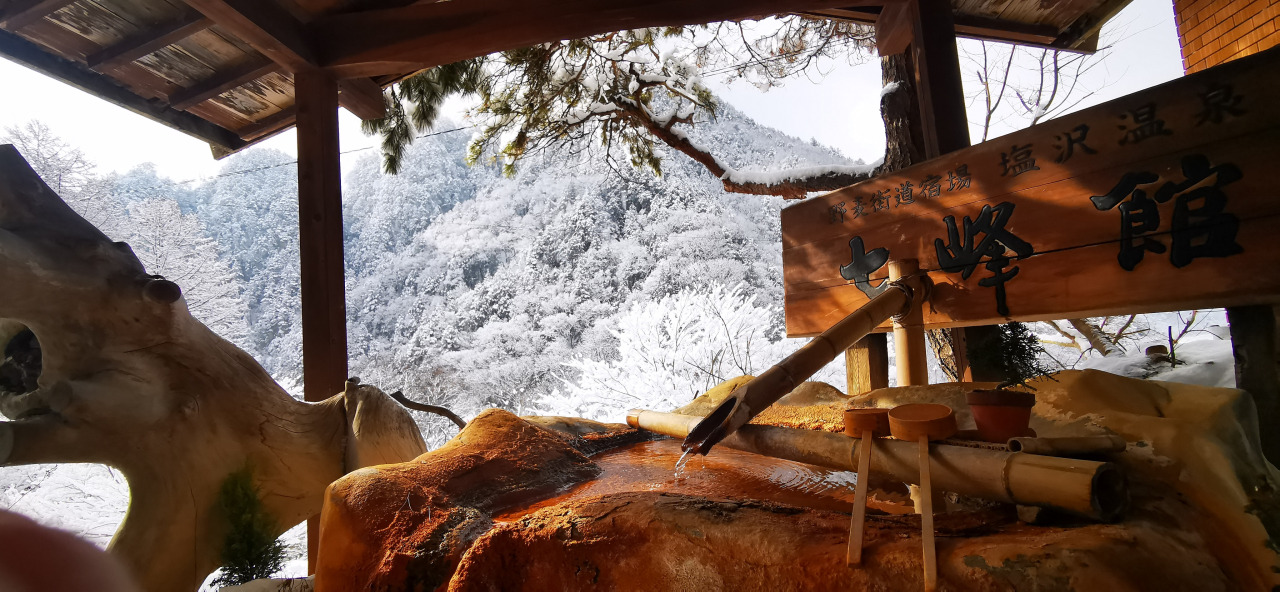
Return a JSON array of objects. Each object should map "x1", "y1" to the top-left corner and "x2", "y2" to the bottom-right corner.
[{"x1": 965, "y1": 322, "x2": 1055, "y2": 444}]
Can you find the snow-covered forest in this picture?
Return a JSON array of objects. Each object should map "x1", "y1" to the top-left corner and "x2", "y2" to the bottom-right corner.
[{"x1": 0, "y1": 92, "x2": 1233, "y2": 586}]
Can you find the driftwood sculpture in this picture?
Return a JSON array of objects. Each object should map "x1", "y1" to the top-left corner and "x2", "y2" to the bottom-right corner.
[{"x1": 0, "y1": 145, "x2": 428, "y2": 591}]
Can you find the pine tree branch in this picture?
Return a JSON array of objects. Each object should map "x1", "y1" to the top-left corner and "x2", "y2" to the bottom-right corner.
[{"x1": 616, "y1": 100, "x2": 876, "y2": 199}]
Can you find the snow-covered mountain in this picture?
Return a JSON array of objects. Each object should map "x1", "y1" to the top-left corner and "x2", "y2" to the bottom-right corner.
[{"x1": 152, "y1": 104, "x2": 856, "y2": 443}]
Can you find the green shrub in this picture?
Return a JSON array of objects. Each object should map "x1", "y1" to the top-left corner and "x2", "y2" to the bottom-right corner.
[
  {"x1": 212, "y1": 466, "x2": 286, "y2": 587},
  {"x1": 969, "y1": 321, "x2": 1056, "y2": 389}
]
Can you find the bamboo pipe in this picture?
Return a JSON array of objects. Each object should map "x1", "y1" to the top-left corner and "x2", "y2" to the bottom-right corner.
[
  {"x1": 682, "y1": 274, "x2": 926, "y2": 457},
  {"x1": 889, "y1": 260, "x2": 928, "y2": 386},
  {"x1": 631, "y1": 409, "x2": 1128, "y2": 522},
  {"x1": 1007, "y1": 435, "x2": 1128, "y2": 456}
]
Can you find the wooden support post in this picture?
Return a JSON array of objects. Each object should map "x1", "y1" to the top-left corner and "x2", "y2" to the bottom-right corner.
[
  {"x1": 909, "y1": 0, "x2": 970, "y2": 158},
  {"x1": 908, "y1": 0, "x2": 993, "y2": 380},
  {"x1": 846, "y1": 333, "x2": 890, "y2": 396},
  {"x1": 947, "y1": 327, "x2": 972, "y2": 381},
  {"x1": 889, "y1": 259, "x2": 928, "y2": 385},
  {"x1": 963, "y1": 325, "x2": 1006, "y2": 382},
  {"x1": 847, "y1": 0, "x2": 970, "y2": 389},
  {"x1": 1228, "y1": 305, "x2": 1280, "y2": 466},
  {"x1": 295, "y1": 68, "x2": 348, "y2": 573}
]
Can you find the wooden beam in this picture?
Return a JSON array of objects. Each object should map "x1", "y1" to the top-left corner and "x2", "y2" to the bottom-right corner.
[
  {"x1": 803, "y1": 8, "x2": 1075, "y2": 53},
  {"x1": 874, "y1": 2, "x2": 913, "y2": 56},
  {"x1": 294, "y1": 68, "x2": 347, "y2": 572},
  {"x1": 295, "y1": 69, "x2": 347, "y2": 406},
  {"x1": 167, "y1": 58, "x2": 277, "y2": 111},
  {"x1": 182, "y1": 0, "x2": 316, "y2": 71},
  {"x1": 845, "y1": 334, "x2": 889, "y2": 397},
  {"x1": 910, "y1": 0, "x2": 970, "y2": 157},
  {"x1": 0, "y1": 0, "x2": 75, "y2": 30},
  {"x1": 908, "y1": 0, "x2": 975, "y2": 377},
  {"x1": 1228, "y1": 306, "x2": 1280, "y2": 465},
  {"x1": 237, "y1": 106, "x2": 295, "y2": 141},
  {"x1": 946, "y1": 327, "x2": 972, "y2": 381},
  {"x1": 336, "y1": 77, "x2": 386, "y2": 121},
  {"x1": 0, "y1": 28, "x2": 246, "y2": 153},
  {"x1": 962, "y1": 325, "x2": 1004, "y2": 382},
  {"x1": 311, "y1": 0, "x2": 894, "y2": 78},
  {"x1": 1054, "y1": 0, "x2": 1133, "y2": 51},
  {"x1": 87, "y1": 14, "x2": 213, "y2": 72}
]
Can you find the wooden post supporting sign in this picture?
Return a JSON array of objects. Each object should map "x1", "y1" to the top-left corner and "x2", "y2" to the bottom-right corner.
[{"x1": 846, "y1": 0, "x2": 970, "y2": 392}]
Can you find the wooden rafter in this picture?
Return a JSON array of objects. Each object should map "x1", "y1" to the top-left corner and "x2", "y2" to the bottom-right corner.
[
  {"x1": 86, "y1": 13, "x2": 213, "y2": 72},
  {"x1": 237, "y1": 106, "x2": 295, "y2": 141},
  {"x1": 0, "y1": 0, "x2": 76, "y2": 30},
  {"x1": 309, "y1": 0, "x2": 896, "y2": 78},
  {"x1": 167, "y1": 57, "x2": 277, "y2": 111},
  {"x1": 336, "y1": 77, "x2": 386, "y2": 120},
  {"x1": 181, "y1": 0, "x2": 316, "y2": 71},
  {"x1": 173, "y1": 0, "x2": 385, "y2": 122},
  {"x1": 0, "y1": 28, "x2": 246, "y2": 153},
  {"x1": 805, "y1": 7, "x2": 1096, "y2": 52}
]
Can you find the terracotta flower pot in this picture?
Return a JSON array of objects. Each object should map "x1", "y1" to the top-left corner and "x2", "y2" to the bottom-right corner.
[{"x1": 966, "y1": 389, "x2": 1035, "y2": 444}]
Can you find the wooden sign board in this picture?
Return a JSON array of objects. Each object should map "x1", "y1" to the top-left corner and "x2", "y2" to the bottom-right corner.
[{"x1": 782, "y1": 47, "x2": 1280, "y2": 337}]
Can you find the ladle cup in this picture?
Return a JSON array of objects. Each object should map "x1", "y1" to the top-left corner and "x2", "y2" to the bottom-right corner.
[
  {"x1": 843, "y1": 408, "x2": 891, "y2": 566},
  {"x1": 888, "y1": 404, "x2": 957, "y2": 592}
]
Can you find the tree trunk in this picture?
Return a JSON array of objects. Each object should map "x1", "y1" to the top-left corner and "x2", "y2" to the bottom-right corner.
[
  {"x1": 0, "y1": 145, "x2": 428, "y2": 592},
  {"x1": 1067, "y1": 318, "x2": 1118, "y2": 356}
]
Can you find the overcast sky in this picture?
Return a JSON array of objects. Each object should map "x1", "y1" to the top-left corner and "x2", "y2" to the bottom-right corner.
[{"x1": 0, "y1": 0, "x2": 1183, "y2": 183}]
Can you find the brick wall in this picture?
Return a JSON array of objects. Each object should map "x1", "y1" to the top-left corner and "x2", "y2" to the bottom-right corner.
[{"x1": 1174, "y1": 0, "x2": 1279, "y2": 73}]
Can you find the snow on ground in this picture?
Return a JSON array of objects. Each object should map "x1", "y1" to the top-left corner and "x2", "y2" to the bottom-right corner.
[
  {"x1": 1, "y1": 463, "x2": 128, "y2": 548},
  {"x1": 1083, "y1": 338, "x2": 1236, "y2": 388},
  {"x1": 1078, "y1": 314, "x2": 1235, "y2": 388}
]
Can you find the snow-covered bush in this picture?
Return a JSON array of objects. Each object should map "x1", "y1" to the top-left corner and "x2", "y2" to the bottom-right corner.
[{"x1": 541, "y1": 283, "x2": 841, "y2": 422}]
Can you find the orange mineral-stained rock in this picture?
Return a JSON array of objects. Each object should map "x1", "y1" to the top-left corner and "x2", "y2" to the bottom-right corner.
[
  {"x1": 446, "y1": 491, "x2": 1231, "y2": 592},
  {"x1": 313, "y1": 409, "x2": 607, "y2": 592},
  {"x1": 315, "y1": 371, "x2": 1277, "y2": 591}
]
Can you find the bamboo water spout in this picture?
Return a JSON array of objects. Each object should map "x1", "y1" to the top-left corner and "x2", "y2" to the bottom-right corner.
[
  {"x1": 633, "y1": 409, "x2": 1129, "y2": 522},
  {"x1": 682, "y1": 274, "x2": 927, "y2": 457}
]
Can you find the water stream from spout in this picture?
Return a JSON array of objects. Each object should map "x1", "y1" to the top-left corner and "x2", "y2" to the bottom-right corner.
[{"x1": 673, "y1": 448, "x2": 696, "y2": 478}]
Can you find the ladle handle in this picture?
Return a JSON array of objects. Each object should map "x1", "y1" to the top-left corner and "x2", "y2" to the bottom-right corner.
[
  {"x1": 848, "y1": 435, "x2": 873, "y2": 566},
  {"x1": 919, "y1": 435, "x2": 937, "y2": 592}
]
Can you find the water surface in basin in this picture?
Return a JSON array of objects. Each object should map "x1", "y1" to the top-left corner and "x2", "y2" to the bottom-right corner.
[{"x1": 494, "y1": 438, "x2": 866, "y2": 521}]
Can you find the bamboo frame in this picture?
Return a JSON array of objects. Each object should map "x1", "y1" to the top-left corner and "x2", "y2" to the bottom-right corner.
[
  {"x1": 889, "y1": 259, "x2": 929, "y2": 386},
  {"x1": 1007, "y1": 435, "x2": 1127, "y2": 456},
  {"x1": 633, "y1": 409, "x2": 1128, "y2": 521}
]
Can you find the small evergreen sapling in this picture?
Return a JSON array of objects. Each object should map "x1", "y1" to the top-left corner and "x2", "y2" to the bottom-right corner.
[
  {"x1": 968, "y1": 321, "x2": 1057, "y2": 389},
  {"x1": 212, "y1": 467, "x2": 286, "y2": 587}
]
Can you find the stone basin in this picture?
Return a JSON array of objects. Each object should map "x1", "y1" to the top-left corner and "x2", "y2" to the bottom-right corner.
[
  {"x1": 491, "y1": 439, "x2": 912, "y2": 522},
  {"x1": 313, "y1": 370, "x2": 1280, "y2": 591}
]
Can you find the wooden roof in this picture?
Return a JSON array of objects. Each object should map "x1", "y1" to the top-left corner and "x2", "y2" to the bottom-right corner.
[
  {"x1": 808, "y1": 0, "x2": 1129, "y2": 51},
  {"x1": 0, "y1": 0, "x2": 1131, "y2": 157}
]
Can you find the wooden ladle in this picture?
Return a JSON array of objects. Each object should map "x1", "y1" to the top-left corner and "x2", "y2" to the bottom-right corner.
[
  {"x1": 888, "y1": 403, "x2": 958, "y2": 592},
  {"x1": 844, "y1": 408, "x2": 891, "y2": 566}
]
